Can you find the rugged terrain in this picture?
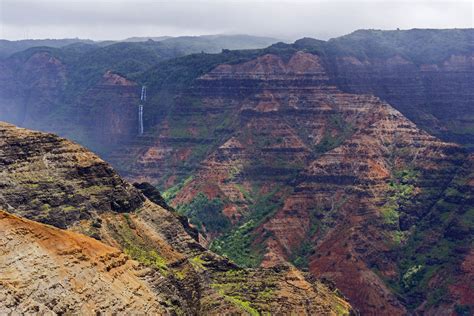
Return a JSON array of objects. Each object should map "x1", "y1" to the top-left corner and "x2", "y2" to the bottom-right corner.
[
  {"x1": 0, "y1": 121, "x2": 353, "y2": 315},
  {"x1": 103, "y1": 32, "x2": 472, "y2": 314},
  {"x1": 0, "y1": 35, "x2": 278, "y2": 153},
  {"x1": 0, "y1": 210, "x2": 167, "y2": 314},
  {"x1": 0, "y1": 29, "x2": 472, "y2": 315},
  {"x1": 1, "y1": 30, "x2": 472, "y2": 155},
  {"x1": 325, "y1": 30, "x2": 474, "y2": 151}
]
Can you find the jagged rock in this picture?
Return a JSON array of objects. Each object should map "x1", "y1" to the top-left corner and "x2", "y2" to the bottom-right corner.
[
  {"x1": 0, "y1": 122, "x2": 144, "y2": 228},
  {"x1": 102, "y1": 49, "x2": 471, "y2": 315},
  {"x1": 0, "y1": 210, "x2": 167, "y2": 314},
  {"x1": 0, "y1": 122, "x2": 354, "y2": 315}
]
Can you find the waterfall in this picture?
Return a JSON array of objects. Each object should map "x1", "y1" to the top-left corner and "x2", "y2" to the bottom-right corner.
[
  {"x1": 138, "y1": 86, "x2": 146, "y2": 135},
  {"x1": 141, "y1": 86, "x2": 146, "y2": 102},
  {"x1": 138, "y1": 104, "x2": 144, "y2": 135}
]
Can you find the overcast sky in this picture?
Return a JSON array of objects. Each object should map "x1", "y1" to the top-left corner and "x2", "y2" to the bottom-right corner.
[{"x1": 0, "y1": 0, "x2": 472, "y2": 41}]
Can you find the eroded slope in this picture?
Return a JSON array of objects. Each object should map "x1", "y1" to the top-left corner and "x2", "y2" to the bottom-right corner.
[
  {"x1": 0, "y1": 121, "x2": 353, "y2": 315},
  {"x1": 114, "y1": 51, "x2": 472, "y2": 315},
  {"x1": 0, "y1": 210, "x2": 167, "y2": 314}
]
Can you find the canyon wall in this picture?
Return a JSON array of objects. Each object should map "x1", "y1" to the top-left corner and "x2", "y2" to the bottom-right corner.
[
  {"x1": 329, "y1": 53, "x2": 474, "y2": 151},
  {"x1": 0, "y1": 121, "x2": 353, "y2": 315},
  {"x1": 108, "y1": 50, "x2": 472, "y2": 314},
  {"x1": 0, "y1": 29, "x2": 472, "y2": 314},
  {"x1": 0, "y1": 51, "x2": 141, "y2": 153}
]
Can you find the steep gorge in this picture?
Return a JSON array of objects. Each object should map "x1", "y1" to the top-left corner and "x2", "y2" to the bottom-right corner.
[
  {"x1": 106, "y1": 48, "x2": 472, "y2": 314},
  {"x1": 0, "y1": 121, "x2": 353, "y2": 315},
  {"x1": 0, "y1": 29, "x2": 472, "y2": 315},
  {"x1": 330, "y1": 50, "x2": 474, "y2": 151}
]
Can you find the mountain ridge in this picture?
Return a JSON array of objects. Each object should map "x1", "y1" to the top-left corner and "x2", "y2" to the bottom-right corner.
[
  {"x1": 104, "y1": 46, "x2": 472, "y2": 314},
  {"x1": 0, "y1": 121, "x2": 354, "y2": 315},
  {"x1": 0, "y1": 28, "x2": 472, "y2": 315}
]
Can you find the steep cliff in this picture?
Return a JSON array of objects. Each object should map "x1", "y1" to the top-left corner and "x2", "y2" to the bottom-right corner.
[
  {"x1": 0, "y1": 36, "x2": 280, "y2": 153},
  {"x1": 0, "y1": 121, "x2": 144, "y2": 229},
  {"x1": 0, "y1": 210, "x2": 167, "y2": 314},
  {"x1": 0, "y1": 29, "x2": 472, "y2": 315},
  {"x1": 0, "y1": 46, "x2": 150, "y2": 153},
  {"x1": 107, "y1": 47, "x2": 472, "y2": 314},
  {"x1": 323, "y1": 29, "x2": 474, "y2": 151},
  {"x1": 0, "y1": 121, "x2": 353, "y2": 315}
]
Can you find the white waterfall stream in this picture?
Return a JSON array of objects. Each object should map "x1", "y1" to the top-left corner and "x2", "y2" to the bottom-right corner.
[{"x1": 138, "y1": 86, "x2": 146, "y2": 135}]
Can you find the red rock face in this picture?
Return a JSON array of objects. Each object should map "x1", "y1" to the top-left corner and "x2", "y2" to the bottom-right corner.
[
  {"x1": 331, "y1": 53, "x2": 474, "y2": 150},
  {"x1": 260, "y1": 109, "x2": 463, "y2": 315},
  {"x1": 200, "y1": 52, "x2": 328, "y2": 80},
  {"x1": 111, "y1": 51, "x2": 471, "y2": 314}
]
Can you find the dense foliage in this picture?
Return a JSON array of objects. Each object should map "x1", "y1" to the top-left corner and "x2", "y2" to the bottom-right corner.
[
  {"x1": 210, "y1": 187, "x2": 285, "y2": 267},
  {"x1": 178, "y1": 193, "x2": 230, "y2": 234}
]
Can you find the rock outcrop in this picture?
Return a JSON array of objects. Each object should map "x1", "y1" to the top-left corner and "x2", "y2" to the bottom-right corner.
[
  {"x1": 0, "y1": 210, "x2": 167, "y2": 314},
  {"x1": 109, "y1": 50, "x2": 472, "y2": 315},
  {"x1": 0, "y1": 121, "x2": 354, "y2": 315},
  {"x1": 0, "y1": 121, "x2": 144, "y2": 229}
]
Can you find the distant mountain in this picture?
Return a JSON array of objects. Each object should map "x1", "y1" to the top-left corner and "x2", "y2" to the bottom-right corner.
[
  {"x1": 0, "y1": 34, "x2": 280, "y2": 59},
  {"x1": 160, "y1": 34, "x2": 281, "y2": 52},
  {"x1": 124, "y1": 36, "x2": 172, "y2": 42},
  {"x1": 123, "y1": 35, "x2": 281, "y2": 54}
]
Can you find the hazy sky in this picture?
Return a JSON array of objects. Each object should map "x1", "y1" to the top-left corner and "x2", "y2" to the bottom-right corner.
[{"x1": 0, "y1": 0, "x2": 472, "y2": 41}]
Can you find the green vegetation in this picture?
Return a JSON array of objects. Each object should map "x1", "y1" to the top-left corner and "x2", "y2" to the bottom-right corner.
[
  {"x1": 381, "y1": 168, "x2": 418, "y2": 231},
  {"x1": 235, "y1": 184, "x2": 253, "y2": 202},
  {"x1": 381, "y1": 204, "x2": 399, "y2": 226},
  {"x1": 211, "y1": 219, "x2": 262, "y2": 267},
  {"x1": 291, "y1": 240, "x2": 313, "y2": 269},
  {"x1": 178, "y1": 193, "x2": 230, "y2": 234},
  {"x1": 124, "y1": 247, "x2": 168, "y2": 273},
  {"x1": 211, "y1": 285, "x2": 260, "y2": 316},
  {"x1": 210, "y1": 187, "x2": 284, "y2": 267},
  {"x1": 210, "y1": 269, "x2": 279, "y2": 315},
  {"x1": 40, "y1": 203, "x2": 51, "y2": 212},
  {"x1": 62, "y1": 205, "x2": 77, "y2": 212},
  {"x1": 162, "y1": 176, "x2": 193, "y2": 202},
  {"x1": 140, "y1": 49, "x2": 260, "y2": 90},
  {"x1": 189, "y1": 254, "x2": 207, "y2": 270},
  {"x1": 313, "y1": 114, "x2": 354, "y2": 154},
  {"x1": 402, "y1": 264, "x2": 424, "y2": 289},
  {"x1": 384, "y1": 158, "x2": 473, "y2": 310},
  {"x1": 108, "y1": 214, "x2": 168, "y2": 274}
]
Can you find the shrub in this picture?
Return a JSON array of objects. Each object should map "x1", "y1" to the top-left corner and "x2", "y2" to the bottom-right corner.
[{"x1": 179, "y1": 193, "x2": 230, "y2": 233}]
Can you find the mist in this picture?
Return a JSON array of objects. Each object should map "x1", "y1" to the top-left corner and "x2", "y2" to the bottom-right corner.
[{"x1": 1, "y1": 0, "x2": 472, "y2": 41}]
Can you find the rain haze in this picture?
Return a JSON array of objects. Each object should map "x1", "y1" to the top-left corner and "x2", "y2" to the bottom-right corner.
[{"x1": 0, "y1": 0, "x2": 473, "y2": 41}]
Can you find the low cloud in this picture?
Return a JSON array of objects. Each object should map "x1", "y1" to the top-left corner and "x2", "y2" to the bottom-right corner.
[{"x1": 0, "y1": 0, "x2": 472, "y2": 41}]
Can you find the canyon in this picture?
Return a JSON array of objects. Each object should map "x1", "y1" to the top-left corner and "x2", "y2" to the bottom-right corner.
[
  {"x1": 0, "y1": 121, "x2": 352, "y2": 314},
  {"x1": 122, "y1": 49, "x2": 470, "y2": 315},
  {"x1": 0, "y1": 29, "x2": 472, "y2": 315}
]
